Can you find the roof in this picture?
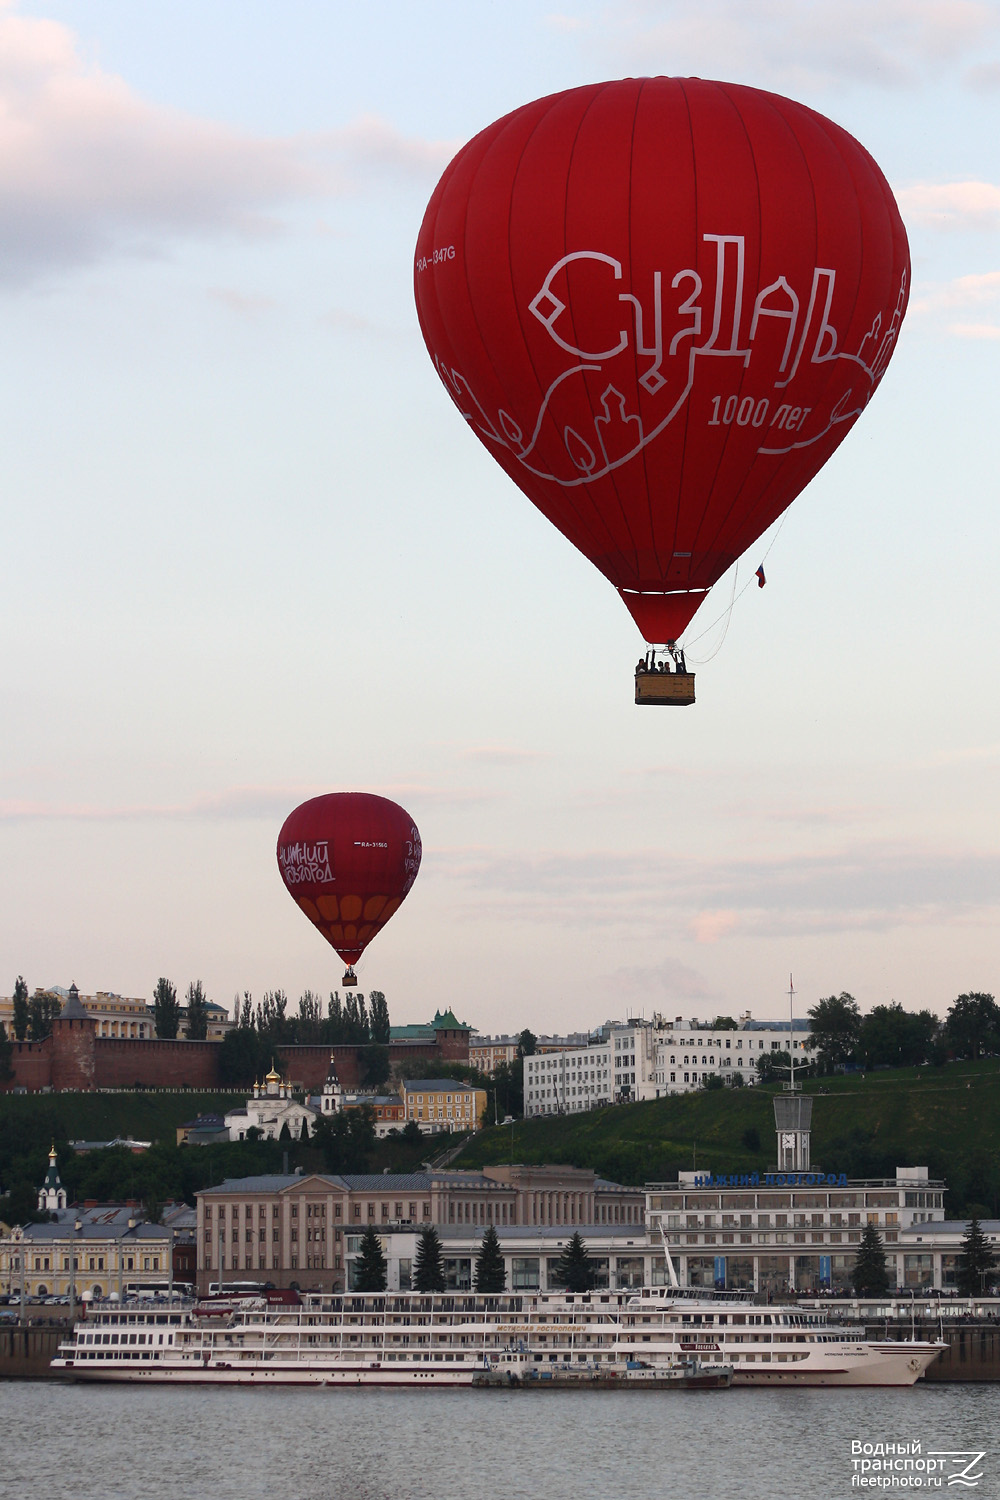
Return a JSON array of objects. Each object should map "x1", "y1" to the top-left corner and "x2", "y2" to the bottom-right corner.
[
  {"x1": 432, "y1": 1009, "x2": 472, "y2": 1032},
  {"x1": 59, "y1": 989, "x2": 89, "y2": 1020},
  {"x1": 70, "y1": 1136, "x2": 152, "y2": 1151},
  {"x1": 400, "y1": 1079, "x2": 478, "y2": 1093},
  {"x1": 198, "y1": 1172, "x2": 441, "y2": 1196},
  {"x1": 19, "y1": 1220, "x2": 168, "y2": 1243}
]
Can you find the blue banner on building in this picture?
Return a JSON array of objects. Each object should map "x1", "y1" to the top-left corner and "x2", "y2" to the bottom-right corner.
[
  {"x1": 714, "y1": 1255, "x2": 726, "y2": 1289},
  {"x1": 819, "y1": 1255, "x2": 832, "y2": 1287}
]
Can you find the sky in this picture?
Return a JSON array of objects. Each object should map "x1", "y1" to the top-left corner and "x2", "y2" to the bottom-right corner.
[{"x1": 1, "y1": 0, "x2": 999, "y2": 1036}]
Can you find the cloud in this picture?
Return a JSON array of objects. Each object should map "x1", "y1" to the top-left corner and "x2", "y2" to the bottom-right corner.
[
  {"x1": 898, "y1": 181, "x2": 1000, "y2": 229},
  {"x1": 208, "y1": 288, "x2": 276, "y2": 316},
  {"x1": 322, "y1": 114, "x2": 459, "y2": 178},
  {"x1": 544, "y1": 12, "x2": 592, "y2": 32},
  {"x1": 0, "y1": 780, "x2": 502, "y2": 821},
  {"x1": 319, "y1": 307, "x2": 377, "y2": 333},
  {"x1": 432, "y1": 841, "x2": 1000, "y2": 937},
  {"x1": 458, "y1": 745, "x2": 551, "y2": 766},
  {"x1": 605, "y1": 959, "x2": 717, "y2": 1001},
  {"x1": 948, "y1": 322, "x2": 1000, "y2": 339},
  {"x1": 602, "y1": 0, "x2": 997, "y2": 92},
  {"x1": 690, "y1": 910, "x2": 740, "y2": 943},
  {"x1": 0, "y1": 6, "x2": 456, "y2": 285},
  {"x1": 909, "y1": 269, "x2": 1000, "y2": 338},
  {"x1": 966, "y1": 60, "x2": 1000, "y2": 89}
]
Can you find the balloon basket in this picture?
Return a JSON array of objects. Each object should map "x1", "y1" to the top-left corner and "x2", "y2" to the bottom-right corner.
[
  {"x1": 635, "y1": 670, "x2": 696, "y2": 706},
  {"x1": 342, "y1": 967, "x2": 358, "y2": 987}
]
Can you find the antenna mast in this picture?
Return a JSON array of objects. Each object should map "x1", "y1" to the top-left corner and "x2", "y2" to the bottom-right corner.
[{"x1": 786, "y1": 973, "x2": 800, "y2": 1093}]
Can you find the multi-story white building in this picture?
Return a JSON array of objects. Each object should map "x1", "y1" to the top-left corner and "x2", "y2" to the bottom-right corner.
[
  {"x1": 470, "y1": 1031, "x2": 594, "y2": 1076},
  {"x1": 524, "y1": 1013, "x2": 812, "y2": 1117}
]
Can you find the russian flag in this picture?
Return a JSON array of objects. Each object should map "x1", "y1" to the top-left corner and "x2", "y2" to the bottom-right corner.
[{"x1": 756, "y1": 565, "x2": 766, "y2": 588}]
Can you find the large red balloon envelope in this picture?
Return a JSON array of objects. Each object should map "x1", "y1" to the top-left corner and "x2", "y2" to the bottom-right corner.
[
  {"x1": 277, "y1": 793, "x2": 421, "y2": 973},
  {"x1": 414, "y1": 77, "x2": 909, "y2": 649}
]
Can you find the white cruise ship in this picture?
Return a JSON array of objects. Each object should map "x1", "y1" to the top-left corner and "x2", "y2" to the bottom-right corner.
[{"x1": 52, "y1": 1286, "x2": 945, "y2": 1387}]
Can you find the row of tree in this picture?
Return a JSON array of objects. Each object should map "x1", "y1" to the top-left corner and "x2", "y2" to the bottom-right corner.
[
  {"x1": 356, "y1": 1221, "x2": 998, "y2": 1298},
  {"x1": 6, "y1": 977, "x2": 63, "y2": 1043},
  {"x1": 152, "y1": 979, "x2": 211, "y2": 1040},
  {"x1": 805, "y1": 992, "x2": 1000, "y2": 1073},
  {"x1": 352, "y1": 1223, "x2": 594, "y2": 1294},
  {"x1": 853, "y1": 1218, "x2": 997, "y2": 1296}
]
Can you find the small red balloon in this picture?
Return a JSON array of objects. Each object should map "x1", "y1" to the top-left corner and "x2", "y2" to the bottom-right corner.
[
  {"x1": 415, "y1": 77, "x2": 909, "y2": 643},
  {"x1": 276, "y1": 793, "x2": 421, "y2": 968}
]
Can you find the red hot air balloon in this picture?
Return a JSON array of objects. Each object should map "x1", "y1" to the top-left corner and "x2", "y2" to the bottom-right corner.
[
  {"x1": 414, "y1": 78, "x2": 909, "y2": 704},
  {"x1": 277, "y1": 793, "x2": 421, "y2": 985}
]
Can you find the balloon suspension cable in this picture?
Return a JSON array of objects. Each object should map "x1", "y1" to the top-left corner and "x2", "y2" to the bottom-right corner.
[{"x1": 683, "y1": 513, "x2": 790, "y2": 664}]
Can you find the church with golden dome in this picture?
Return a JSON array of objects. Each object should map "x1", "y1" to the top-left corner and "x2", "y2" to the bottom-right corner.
[{"x1": 224, "y1": 1063, "x2": 317, "y2": 1142}]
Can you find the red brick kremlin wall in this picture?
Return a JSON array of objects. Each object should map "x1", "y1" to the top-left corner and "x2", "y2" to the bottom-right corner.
[{"x1": 3, "y1": 1028, "x2": 466, "y2": 1093}]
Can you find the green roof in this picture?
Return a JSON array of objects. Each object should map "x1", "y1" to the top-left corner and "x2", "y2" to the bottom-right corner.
[
  {"x1": 389, "y1": 1009, "x2": 472, "y2": 1041},
  {"x1": 432, "y1": 1009, "x2": 472, "y2": 1032}
]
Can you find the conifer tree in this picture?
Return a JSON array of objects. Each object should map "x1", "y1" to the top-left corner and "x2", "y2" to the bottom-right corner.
[
  {"x1": 413, "y1": 1225, "x2": 446, "y2": 1291},
  {"x1": 852, "y1": 1222, "x2": 890, "y2": 1294},
  {"x1": 474, "y1": 1224, "x2": 506, "y2": 1292},
  {"x1": 956, "y1": 1216, "x2": 998, "y2": 1296},
  {"x1": 553, "y1": 1231, "x2": 594, "y2": 1293},
  {"x1": 354, "y1": 1225, "x2": 387, "y2": 1292}
]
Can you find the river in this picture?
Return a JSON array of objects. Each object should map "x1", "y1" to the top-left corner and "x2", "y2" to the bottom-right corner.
[{"x1": 2, "y1": 1383, "x2": 998, "y2": 1499}]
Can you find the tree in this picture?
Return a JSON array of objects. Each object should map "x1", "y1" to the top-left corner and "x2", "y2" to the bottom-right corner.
[
  {"x1": 360, "y1": 1044, "x2": 391, "y2": 1090},
  {"x1": 741, "y1": 1126, "x2": 761, "y2": 1152},
  {"x1": 956, "y1": 1216, "x2": 999, "y2": 1296},
  {"x1": 368, "y1": 990, "x2": 391, "y2": 1044},
  {"x1": 354, "y1": 1225, "x2": 387, "y2": 1291},
  {"x1": 492, "y1": 1059, "x2": 524, "y2": 1118},
  {"x1": 516, "y1": 1029, "x2": 537, "y2": 1058},
  {"x1": 806, "y1": 992, "x2": 861, "y2": 1069},
  {"x1": 0, "y1": 1020, "x2": 13, "y2": 1082},
  {"x1": 27, "y1": 991, "x2": 61, "y2": 1041},
  {"x1": 297, "y1": 990, "x2": 324, "y2": 1044},
  {"x1": 852, "y1": 1223, "x2": 890, "y2": 1294},
  {"x1": 185, "y1": 981, "x2": 208, "y2": 1040},
  {"x1": 413, "y1": 1225, "x2": 446, "y2": 1291},
  {"x1": 11, "y1": 976, "x2": 29, "y2": 1042},
  {"x1": 755, "y1": 1049, "x2": 791, "y2": 1084},
  {"x1": 152, "y1": 978, "x2": 180, "y2": 1040},
  {"x1": 700, "y1": 1073, "x2": 725, "y2": 1091},
  {"x1": 474, "y1": 1224, "x2": 506, "y2": 1292},
  {"x1": 217, "y1": 1025, "x2": 272, "y2": 1087},
  {"x1": 946, "y1": 993, "x2": 1000, "y2": 1060},
  {"x1": 551, "y1": 1230, "x2": 594, "y2": 1292},
  {"x1": 711, "y1": 1015, "x2": 738, "y2": 1030},
  {"x1": 857, "y1": 1003, "x2": 939, "y2": 1069}
]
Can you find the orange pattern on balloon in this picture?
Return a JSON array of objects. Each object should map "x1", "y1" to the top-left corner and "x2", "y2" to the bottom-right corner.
[
  {"x1": 339, "y1": 894, "x2": 363, "y2": 922},
  {"x1": 317, "y1": 893, "x2": 339, "y2": 921},
  {"x1": 364, "y1": 894, "x2": 387, "y2": 921}
]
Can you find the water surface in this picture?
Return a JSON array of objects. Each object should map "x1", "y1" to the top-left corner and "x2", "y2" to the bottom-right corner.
[{"x1": 3, "y1": 1383, "x2": 998, "y2": 1500}]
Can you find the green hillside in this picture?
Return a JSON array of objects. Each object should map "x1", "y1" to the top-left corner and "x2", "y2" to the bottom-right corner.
[
  {"x1": 456, "y1": 1061, "x2": 1000, "y2": 1216},
  {"x1": 2, "y1": 1061, "x2": 999, "y2": 1221}
]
